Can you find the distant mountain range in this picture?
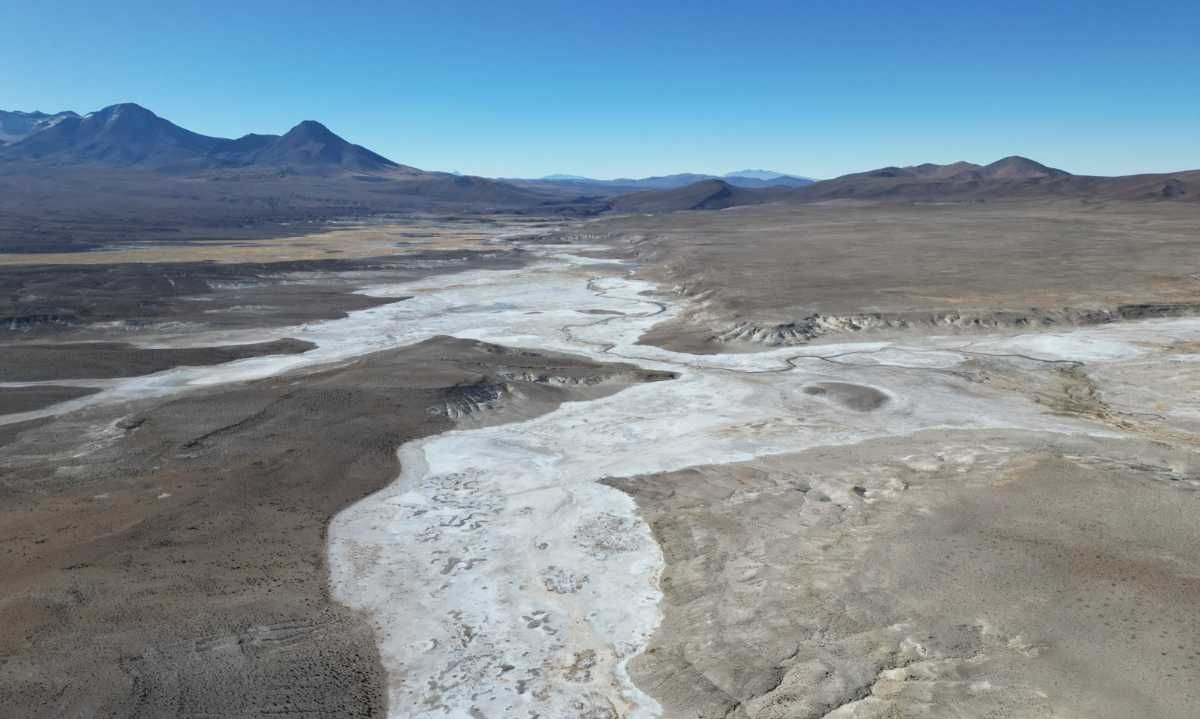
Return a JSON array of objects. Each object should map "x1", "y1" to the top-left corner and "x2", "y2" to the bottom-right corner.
[
  {"x1": 0, "y1": 110, "x2": 80, "y2": 145},
  {"x1": 505, "y1": 170, "x2": 815, "y2": 195},
  {"x1": 607, "y1": 156, "x2": 1198, "y2": 212},
  {"x1": 607, "y1": 179, "x2": 795, "y2": 213},
  {"x1": 0, "y1": 103, "x2": 580, "y2": 250},
  {"x1": 0, "y1": 103, "x2": 410, "y2": 174},
  {"x1": 724, "y1": 169, "x2": 806, "y2": 182},
  {"x1": 1, "y1": 102, "x2": 1196, "y2": 242}
]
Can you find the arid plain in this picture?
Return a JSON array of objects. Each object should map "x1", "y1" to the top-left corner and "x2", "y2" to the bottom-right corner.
[
  {"x1": 588, "y1": 199, "x2": 1200, "y2": 718},
  {"x1": 2, "y1": 195, "x2": 1199, "y2": 718}
]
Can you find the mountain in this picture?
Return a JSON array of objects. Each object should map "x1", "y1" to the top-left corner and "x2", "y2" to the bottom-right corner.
[
  {"x1": 725, "y1": 169, "x2": 782, "y2": 180},
  {"x1": 608, "y1": 179, "x2": 793, "y2": 213},
  {"x1": 786, "y1": 156, "x2": 1117, "y2": 202},
  {"x1": 510, "y1": 170, "x2": 814, "y2": 195},
  {"x1": 0, "y1": 103, "x2": 586, "y2": 248},
  {"x1": 0, "y1": 103, "x2": 411, "y2": 174},
  {"x1": 207, "y1": 133, "x2": 279, "y2": 163},
  {"x1": 723, "y1": 173, "x2": 814, "y2": 188},
  {"x1": 236, "y1": 121, "x2": 401, "y2": 173},
  {"x1": 725, "y1": 169, "x2": 814, "y2": 184},
  {"x1": 2, "y1": 103, "x2": 229, "y2": 168},
  {"x1": 604, "y1": 156, "x2": 1199, "y2": 214},
  {"x1": 0, "y1": 110, "x2": 79, "y2": 144},
  {"x1": 975, "y1": 155, "x2": 1067, "y2": 179},
  {"x1": 821, "y1": 156, "x2": 1066, "y2": 185}
]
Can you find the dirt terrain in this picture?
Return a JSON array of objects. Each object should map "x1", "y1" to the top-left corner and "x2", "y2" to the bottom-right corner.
[
  {"x1": 588, "y1": 200, "x2": 1200, "y2": 351},
  {"x1": 0, "y1": 339, "x2": 314, "y2": 382},
  {"x1": 0, "y1": 225, "x2": 598, "y2": 717},
  {"x1": 0, "y1": 336, "x2": 669, "y2": 717},
  {"x1": 0, "y1": 386, "x2": 100, "y2": 415},
  {"x1": 610, "y1": 430, "x2": 1200, "y2": 718},
  {"x1": 3, "y1": 206, "x2": 1200, "y2": 719},
  {"x1": 0, "y1": 216, "x2": 541, "y2": 337}
]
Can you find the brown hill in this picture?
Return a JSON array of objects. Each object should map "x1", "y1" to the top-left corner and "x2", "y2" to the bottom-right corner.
[
  {"x1": 790, "y1": 156, "x2": 1077, "y2": 202},
  {"x1": 606, "y1": 156, "x2": 1198, "y2": 214},
  {"x1": 976, "y1": 155, "x2": 1068, "y2": 179},
  {"x1": 608, "y1": 179, "x2": 791, "y2": 213}
]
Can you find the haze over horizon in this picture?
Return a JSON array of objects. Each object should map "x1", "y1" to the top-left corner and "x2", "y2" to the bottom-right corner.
[{"x1": 5, "y1": 1, "x2": 1199, "y2": 179}]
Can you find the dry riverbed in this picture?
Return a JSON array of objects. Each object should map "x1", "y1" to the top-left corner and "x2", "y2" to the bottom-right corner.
[{"x1": 2, "y1": 216, "x2": 1199, "y2": 718}]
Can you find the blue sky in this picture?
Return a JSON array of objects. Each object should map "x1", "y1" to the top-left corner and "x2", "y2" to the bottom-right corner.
[{"x1": 4, "y1": 1, "x2": 1198, "y2": 178}]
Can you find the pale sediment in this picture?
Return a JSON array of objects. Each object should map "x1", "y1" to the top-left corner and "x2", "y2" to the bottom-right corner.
[{"x1": 321, "y1": 244, "x2": 1200, "y2": 717}]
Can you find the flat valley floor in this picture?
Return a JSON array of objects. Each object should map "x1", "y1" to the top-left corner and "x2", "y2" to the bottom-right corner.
[{"x1": 2, "y1": 202, "x2": 1199, "y2": 718}]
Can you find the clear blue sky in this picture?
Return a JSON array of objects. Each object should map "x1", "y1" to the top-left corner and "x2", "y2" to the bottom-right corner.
[{"x1": 4, "y1": 1, "x2": 1198, "y2": 178}]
